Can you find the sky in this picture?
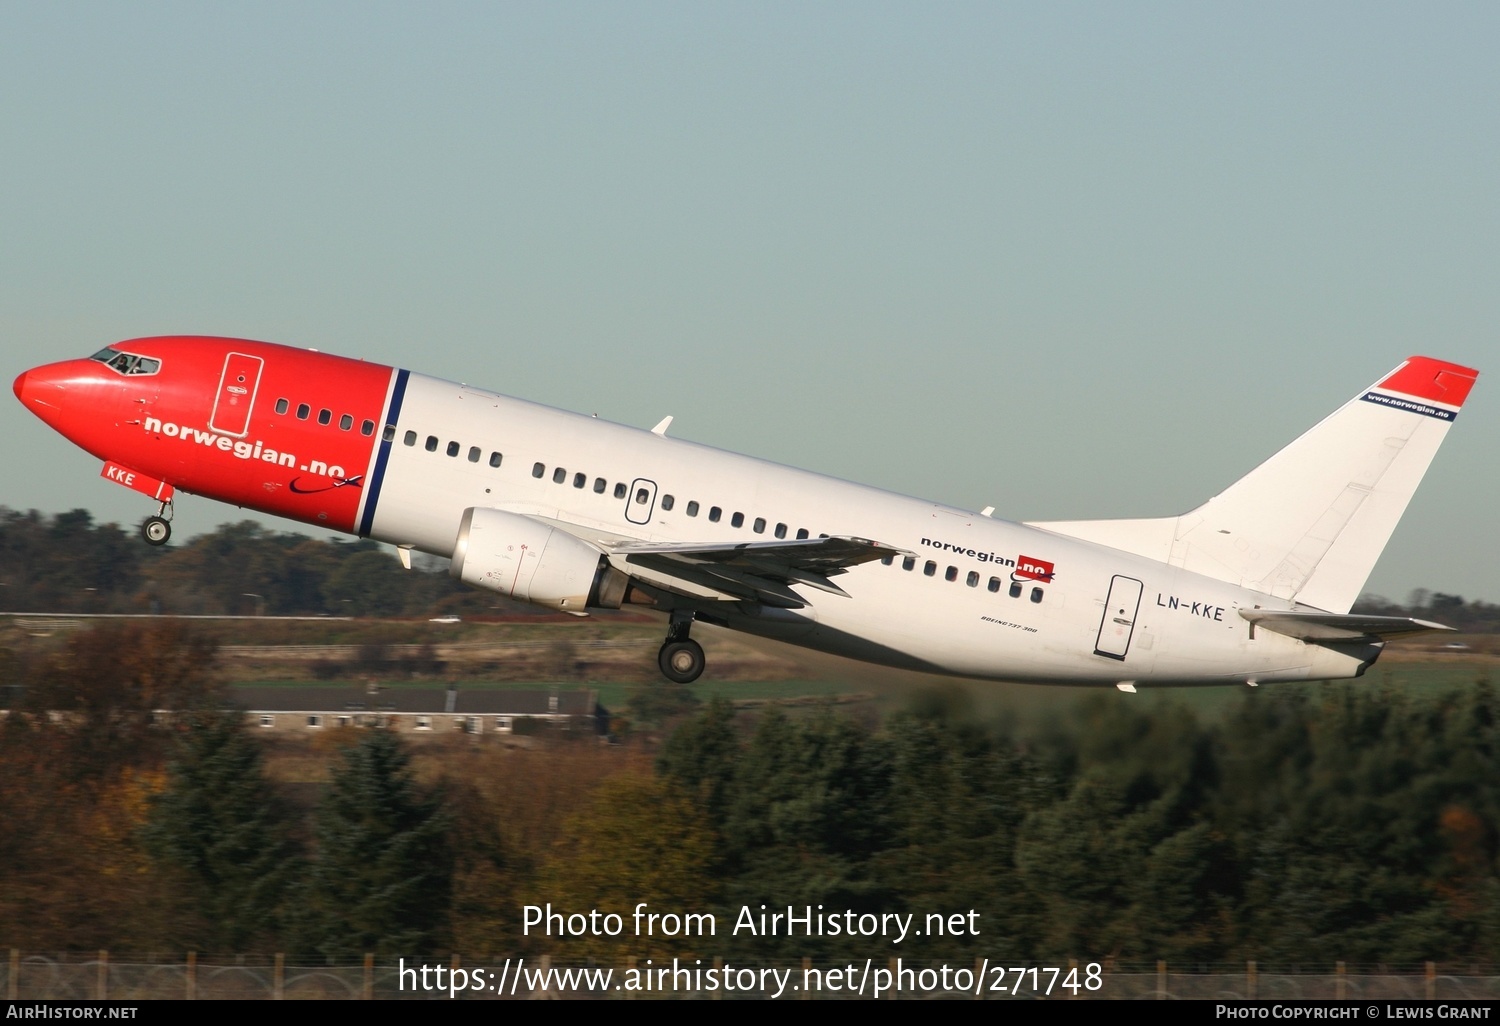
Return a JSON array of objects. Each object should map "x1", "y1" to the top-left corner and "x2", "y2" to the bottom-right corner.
[{"x1": 1, "y1": 2, "x2": 1495, "y2": 605}]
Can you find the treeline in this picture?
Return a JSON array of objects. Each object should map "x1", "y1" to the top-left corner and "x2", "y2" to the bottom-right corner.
[
  {"x1": 0, "y1": 507, "x2": 512, "y2": 617},
  {"x1": 5, "y1": 510, "x2": 1494, "y2": 630},
  {"x1": 3, "y1": 624, "x2": 1498, "y2": 965},
  {"x1": 5, "y1": 506, "x2": 1497, "y2": 630},
  {"x1": 648, "y1": 685, "x2": 1500, "y2": 966},
  {"x1": 0, "y1": 624, "x2": 459, "y2": 957}
]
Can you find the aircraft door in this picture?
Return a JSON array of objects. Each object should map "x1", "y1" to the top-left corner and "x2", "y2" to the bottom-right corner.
[
  {"x1": 624, "y1": 477, "x2": 657, "y2": 525},
  {"x1": 1094, "y1": 575, "x2": 1144, "y2": 660},
  {"x1": 210, "y1": 352, "x2": 264, "y2": 437}
]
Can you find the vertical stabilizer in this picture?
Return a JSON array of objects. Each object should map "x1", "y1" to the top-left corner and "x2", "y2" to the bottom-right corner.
[{"x1": 1028, "y1": 356, "x2": 1478, "y2": 612}]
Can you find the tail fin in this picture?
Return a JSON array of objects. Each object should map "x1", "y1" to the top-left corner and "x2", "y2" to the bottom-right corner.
[{"x1": 1027, "y1": 356, "x2": 1478, "y2": 613}]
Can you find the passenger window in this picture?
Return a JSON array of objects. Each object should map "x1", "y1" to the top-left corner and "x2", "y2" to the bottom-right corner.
[
  {"x1": 296, "y1": 404, "x2": 310, "y2": 420},
  {"x1": 490, "y1": 452, "x2": 503, "y2": 468},
  {"x1": 709, "y1": 506, "x2": 722, "y2": 523},
  {"x1": 574, "y1": 472, "x2": 586, "y2": 488},
  {"x1": 1009, "y1": 582, "x2": 1023, "y2": 599},
  {"x1": 553, "y1": 467, "x2": 567, "y2": 484},
  {"x1": 924, "y1": 561, "x2": 937, "y2": 577},
  {"x1": 361, "y1": 420, "x2": 375, "y2": 436},
  {"x1": 774, "y1": 523, "x2": 787, "y2": 539},
  {"x1": 403, "y1": 430, "x2": 417, "y2": 446},
  {"x1": 1031, "y1": 587, "x2": 1044, "y2": 603},
  {"x1": 340, "y1": 414, "x2": 353, "y2": 431},
  {"x1": 468, "y1": 446, "x2": 481, "y2": 463},
  {"x1": 661, "y1": 494, "x2": 674, "y2": 511},
  {"x1": 425, "y1": 435, "x2": 439, "y2": 452},
  {"x1": 902, "y1": 556, "x2": 916, "y2": 571},
  {"x1": 635, "y1": 488, "x2": 650, "y2": 504},
  {"x1": 275, "y1": 398, "x2": 289, "y2": 415},
  {"x1": 796, "y1": 529, "x2": 809, "y2": 540},
  {"x1": 383, "y1": 425, "x2": 396, "y2": 442},
  {"x1": 593, "y1": 477, "x2": 606, "y2": 493},
  {"x1": 614, "y1": 483, "x2": 627, "y2": 499},
  {"x1": 533, "y1": 463, "x2": 545, "y2": 478},
  {"x1": 945, "y1": 566, "x2": 958, "y2": 582},
  {"x1": 967, "y1": 571, "x2": 979, "y2": 587},
  {"x1": 753, "y1": 517, "x2": 765, "y2": 534},
  {"x1": 686, "y1": 501, "x2": 699, "y2": 517},
  {"x1": 318, "y1": 409, "x2": 332, "y2": 426},
  {"x1": 731, "y1": 512, "x2": 744, "y2": 528},
  {"x1": 988, "y1": 577, "x2": 1001, "y2": 593}
]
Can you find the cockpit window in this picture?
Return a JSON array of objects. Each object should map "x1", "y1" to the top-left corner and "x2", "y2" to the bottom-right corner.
[{"x1": 90, "y1": 347, "x2": 161, "y2": 377}]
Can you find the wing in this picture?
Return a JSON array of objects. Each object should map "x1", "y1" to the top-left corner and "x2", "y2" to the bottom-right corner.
[{"x1": 608, "y1": 536, "x2": 906, "y2": 608}]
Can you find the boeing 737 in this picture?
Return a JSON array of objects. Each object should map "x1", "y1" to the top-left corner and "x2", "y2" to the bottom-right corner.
[{"x1": 12, "y1": 338, "x2": 1478, "y2": 689}]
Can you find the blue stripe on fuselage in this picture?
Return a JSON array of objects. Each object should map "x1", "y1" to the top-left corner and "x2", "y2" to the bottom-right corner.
[{"x1": 358, "y1": 368, "x2": 410, "y2": 537}]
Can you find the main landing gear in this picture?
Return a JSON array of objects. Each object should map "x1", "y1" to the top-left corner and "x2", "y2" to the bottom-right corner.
[
  {"x1": 658, "y1": 611, "x2": 705, "y2": 684},
  {"x1": 141, "y1": 499, "x2": 174, "y2": 546}
]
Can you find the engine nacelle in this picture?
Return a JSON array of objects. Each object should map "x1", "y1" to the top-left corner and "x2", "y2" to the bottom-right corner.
[{"x1": 450, "y1": 507, "x2": 621, "y2": 612}]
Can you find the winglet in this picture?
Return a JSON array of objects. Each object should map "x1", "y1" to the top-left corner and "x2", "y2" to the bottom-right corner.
[{"x1": 651, "y1": 416, "x2": 673, "y2": 436}]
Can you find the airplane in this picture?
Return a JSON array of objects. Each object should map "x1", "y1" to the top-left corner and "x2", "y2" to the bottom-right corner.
[{"x1": 12, "y1": 338, "x2": 1478, "y2": 690}]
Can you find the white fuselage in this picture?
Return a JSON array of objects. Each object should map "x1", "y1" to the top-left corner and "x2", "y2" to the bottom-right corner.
[{"x1": 363, "y1": 373, "x2": 1374, "y2": 686}]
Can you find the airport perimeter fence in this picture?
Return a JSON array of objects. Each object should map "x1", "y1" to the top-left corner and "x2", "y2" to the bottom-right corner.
[{"x1": 5, "y1": 952, "x2": 1500, "y2": 1000}]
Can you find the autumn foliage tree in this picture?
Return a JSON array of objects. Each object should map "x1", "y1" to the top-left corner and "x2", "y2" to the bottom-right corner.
[
  {"x1": 535, "y1": 774, "x2": 718, "y2": 962},
  {"x1": 0, "y1": 622, "x2": 220, "y2": 949}
]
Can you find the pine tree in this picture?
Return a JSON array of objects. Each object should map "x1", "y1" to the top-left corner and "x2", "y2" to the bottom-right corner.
[
  {"x1": 144, "y1": 710, "x2": 300, "y2": 951},
  {"x1": 297, "y1": 730, "x2": 452, "y2": 959}
]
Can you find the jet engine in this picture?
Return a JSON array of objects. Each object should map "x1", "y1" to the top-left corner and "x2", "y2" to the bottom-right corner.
[{"x1": 450, "y1": 507, "x2": 628, "y2": 612}]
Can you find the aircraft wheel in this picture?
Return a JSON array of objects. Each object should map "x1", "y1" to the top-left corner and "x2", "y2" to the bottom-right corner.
[
  {"x1": 658, "y1": 639, "x2": 705, "y2": 684},
  {"x1": 141, "y1": 516, "x2": 171, "y2": 546}
]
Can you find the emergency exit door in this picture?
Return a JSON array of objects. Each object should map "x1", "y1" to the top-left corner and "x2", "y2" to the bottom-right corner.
[
  {"x1": 1094, "y1": 575, "x2": 1144, "y2": 661},
  {"x1": 210, "y1": 352, "x2": 264, "y2": 437}
]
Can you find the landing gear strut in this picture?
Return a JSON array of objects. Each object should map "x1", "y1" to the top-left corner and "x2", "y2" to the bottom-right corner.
[
  {"x1": 141, "y1": 499, "x2": 173, "y2": 546},
  {"x1": 658, "y1": 611, "x2": 705, "y2": 684}
]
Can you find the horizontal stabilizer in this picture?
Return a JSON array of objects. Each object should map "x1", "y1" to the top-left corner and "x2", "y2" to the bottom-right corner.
[
  {"x1": 1029, "y1": 356, "x2": 1478, "y2": 613},
  {"x1": 1239, "y1": 609, "x2": 1453, "y2": 642}
]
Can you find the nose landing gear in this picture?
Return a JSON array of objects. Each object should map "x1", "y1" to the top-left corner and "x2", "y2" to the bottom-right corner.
[
  {"x1": 657, "y1": 612, "x2": 705, "y2": 684},
  {"x1": 141, "y1": 499, "x2": 174, "y2": 546}
]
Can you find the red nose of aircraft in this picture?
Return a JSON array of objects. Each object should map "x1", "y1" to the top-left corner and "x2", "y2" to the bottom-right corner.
[{"x1": 13, "y1": 359, "x2": 95, "y2": 426}]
